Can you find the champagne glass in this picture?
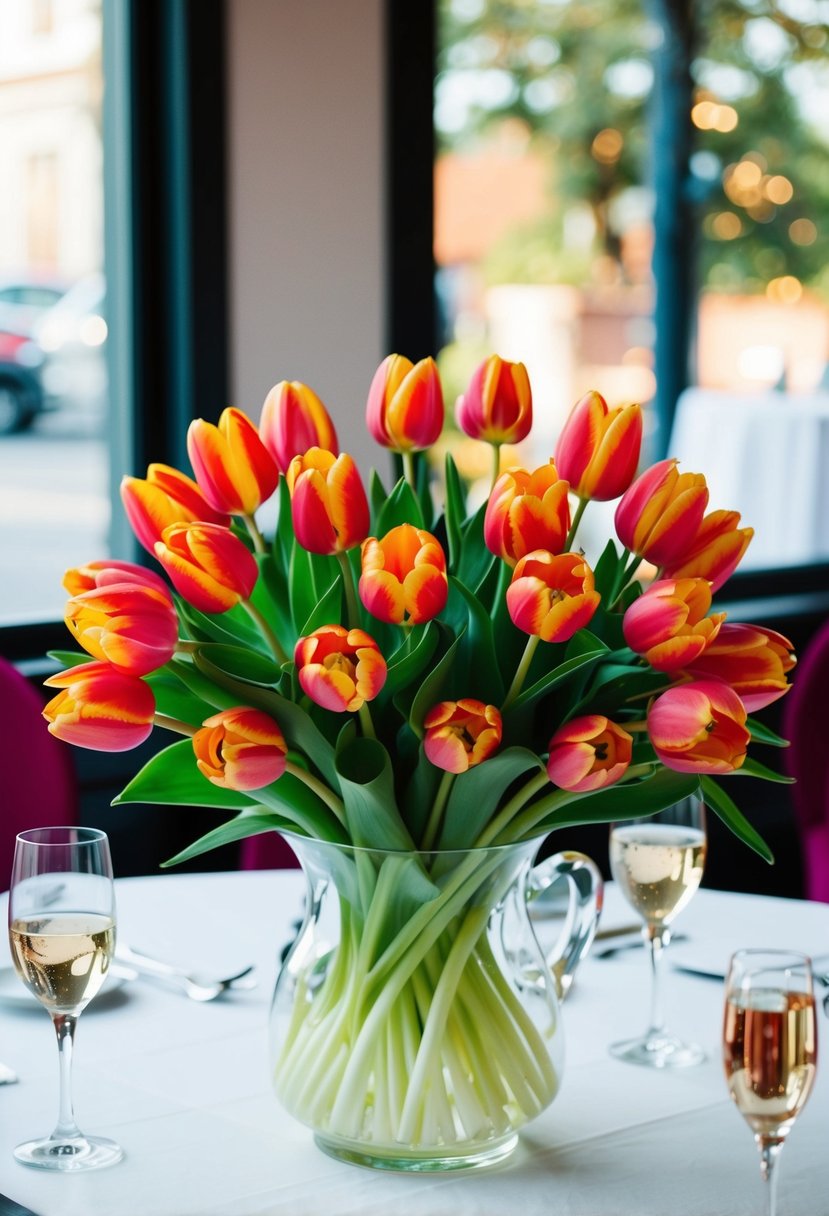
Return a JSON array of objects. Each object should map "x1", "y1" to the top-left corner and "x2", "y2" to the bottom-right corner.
[
  {"x1": 608, "y1": 795, "x2": 706, "y2": 1067},
  {"x1": 8, "y1": 826, "x2": 123, "y2": 1170},
  {"x1": 724, "y1": 950, "x2": 817, "y2": 1216}
]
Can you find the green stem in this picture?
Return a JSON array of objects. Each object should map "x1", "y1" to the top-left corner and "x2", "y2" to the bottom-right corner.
[
  {"x1": 564, "y1": 496, "x2": 589, "y2": 551},
  {"x1": 609, "y1": 553, "x2": 644, "y2": 611},
  {"x1": 502, "y1": 634, "x2": 540, "y2": 711},
  {"x1": 474, "y1": 769, "x2": 549, "y2": 848},
  {"x1": 420, "y1": 770, "x2": 455, "y2": 852},
  {"x1": 498, "y1": 762, "x2": 656, "y2": 844},
  {"x1": 283, "y1": 759, "x2": 347, "y2": 828},
  {"x1": 357, "y1": 701, "x2": 376, "y2": 740},
  {"x1": 241, "y1": 598, "x2": 288, "y2": 664},
  {"x1": 174, "y1": 640, "x2": 199, "y2": 655},
  {"x1": 242, "y1": 513, "x2": 267, "y2": 554},
  {"x1": 489, "y1": 442, "x2": 502, "y2": 493},
  {"x1": 153, "y1": 713, "x2": 198, "y2": 736},
  {"x1": 402, "y1": 450, "x2": 417, "y2": 496},
  {"x1": 336, "y1": 550, "x2": 361, "y2": 629}
]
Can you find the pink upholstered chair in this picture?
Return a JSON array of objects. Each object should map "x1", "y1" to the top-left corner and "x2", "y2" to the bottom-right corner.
[
  {"x1": 783, "y1": 620, "x2": 829, "y2": 902},
  {"x1": 239, "y1": 831, "x2": 299, "y2": 870},
  {"x1": 0, "y1": 656, "x2": 78, "y2": 890}
]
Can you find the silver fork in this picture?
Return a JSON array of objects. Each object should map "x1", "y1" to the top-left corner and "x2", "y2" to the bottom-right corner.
[{"x1": 114, "y1": 944, "x2": 257, "y2": 1002}]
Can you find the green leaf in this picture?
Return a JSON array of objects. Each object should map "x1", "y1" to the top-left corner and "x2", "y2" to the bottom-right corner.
[
  {"x1": 379, "y1": 620, "x2": 440, "y2": 704},
  {"x1": 144, "y1": 668, "x2": 215, "y2": 726},
  {"x1": 193, "y1": 643, "x2": 283, "y2": 686},
  {"x1": 298, "y1": 576, "x2": 343, "y2": 637},
  {"x1": 177, "y1": 598, "x2": 266, "y2": 653},
  {"x1": 375, "y1": 477, "x2": 424, "y2": 533},
  {"x1": 509, "y1": 635, "x2": 608, "y2": 712},
  {"x1": 456, "y1": 501, "x2": 491, "y2": 591},
  {"x1": 335, "y1": 736, "x2": 414, "y2": 851},
  {"x1": 448, "y1": 575, "x2": 505, "y2": 704},
  {"x1": 289, "y1": 543, "x2": 320, "y2": 635},
  {"x1": 747, "y1": 716, "x2": 790, "y2": 748},
  {"x1": 273, "y1": 477, "x2": 295, "y2": 575},
  {"x1": 700, "y1": 775, "x2": 774, "y2": 864},
  {"x1": 114, "y1": 740, "x2": 254, "y2": 809},
  {"x1": 369, "y1": 467, "x2": 389, "y2": 526},
  {"x1": 439, "y1": 748, "x2": 544, "y2": 850},
  {"x1": 734, "y1": 757, "x2": 795, "y2": 784},
  {"x1": 47, "y1": 649, "x2": 91, "y2": 669},
  {"x1": 406, "y1": 628, "x2": 464, "y2": 738},
  {"x1": 443, "y1": 453, "x2": 467, "y2": 573},
  {"x1": 402, "y1": 742, "x2": 444, "y2": 841},
  {"x1": 525, "y1": 768, "x2": 701, "y2": 838},
  {"x1": 592, "y1": 538, "x2": 623, "y2": 599},
  {"x1": 163, "y1": 808, "x2": 293, "y2": 867},
  {"x1": 253, "y1": 551, "x2": 294, "y2": 658}
]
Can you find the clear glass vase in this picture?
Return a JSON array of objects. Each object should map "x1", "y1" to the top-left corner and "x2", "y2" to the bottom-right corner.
[{"x1": 269, "y1": 835, "x2": 602, "y2": 1172}]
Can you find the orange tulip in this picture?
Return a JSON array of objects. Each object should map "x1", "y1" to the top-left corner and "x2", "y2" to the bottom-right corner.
[
  {"x1": 63, "y1": 559, "x2": 171, "y2": 599},
  {"x1": 286, "y1": 447, "x2": 370, "y2": 555},
  {"x1": 154, "y1": 522, "x2": 258, "y2": 613},
  {"x1": 661, "y1": 510, "x2": 754, "y2": 593},
  {"x1": 120, "y1": 464, "x2": 230, "y2": 554},
  {"x1": 193, "y1": 707, "x2": 287, "y2": 791},
  {"x1": 187, "y1": 407, "x2": 279, "y2": 515},
  {"x1": 622, "y1": 578, "x2": 725, "y2": 672},
  {"x1": 546, "y1": 715, "x2": 633, "y2": 793},
  {"x1": 43, "y1": 661, "x2": 155, "y2": 752},
  {"x1": 423, "y1": 699, "x2": 503, "y2": 774},
  {"x1": 294, "y1": 625, "x2": 387, "y2": 712},
  {"x1": 456, "y1": 355, "x2": 532, "y2": 445},
  {"x1": 484, "y1": 461, "x2": 571, "y2": 566},
  {"x1": 259, "y1": 380, "x2": 339, "y2": 473},
  {"x1": 555, "y1": 391, "x2": 642, "y2": 501},
  {"x1": 647, "y1": 678, "x2": 750, "y2": 774},
  {"x1": 65, "y1": 582, "x2": 178, "y2": 677},
  {"x1": 359, "y1": 524, "x2": 448, "y2": 625},
  {"x1": 366, "y1": 355, "x2": 444, "y2": 452},
  {"x1": 506, "y1": 550, "x2": 600, "y2": 643},
  {"x1": 614, "y1": 458, "x2": 709, "y2": 565},
  {"x1": 687, "y1": 623, "x2": 796, "y2": 711}
]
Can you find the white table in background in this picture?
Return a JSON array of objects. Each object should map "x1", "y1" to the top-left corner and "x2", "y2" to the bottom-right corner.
[{"x1": 1, "y1": 871, "x2": 828, "y2": 1216}]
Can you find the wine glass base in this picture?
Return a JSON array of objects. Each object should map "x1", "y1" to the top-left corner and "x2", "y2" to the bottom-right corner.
[
  {"x1": 14, "y1": 1133, "x2": 123, "y2": 1172},
  {"x1": 610, "y1": 1031, "x2": 706, "y2": 1069}
]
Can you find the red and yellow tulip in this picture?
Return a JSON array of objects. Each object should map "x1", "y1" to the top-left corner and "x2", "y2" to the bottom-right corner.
[
  {"x1": 614, "y1": 458, "x2": 709, "y2": 566},
  {"x1": 154, "y1": 522, "x2": 258, "y2": 613},
  {"x1": 661, "y1": 510, "x2": 754, "y2": 593},
  {"x1": 546, "y1": 715, "x2": 633, "y2": 793},
  {"x1": 259, "y1": 380, "x2": 339, "y2": 473},
  {"x1": 63, "y1": 559, "x2": 171, "y2": 599},
  {"x1": 687, "y1": 623, "x2": 796, "y2": 711},
  {"x1": 187, "y1": 407, "x2": 279, "y2": 516},
  {"x1": 456, "y1": 355, "x2": 532, "y2": 445},
  {"x1": 555, "y1": 391, "x2": 642, "y2": 501},
  {"x1": 366, "y1": 355, "x2": 444, "y2": 453},
  {"x1": 294, "y1": 625, "x2": 386, "y2": 712},
  {"x1": 120, "y1": 463, "x2": 230, "y2": 554},
  {"x1": 623, "y1": 578, "x2": 725, "y2": 672},
  {"x1": 286, "y1": 447, "x2": 370, "y2": 555},
  {"x1": 506, "y1": 550, "x2": 600, "y2": 643},
  {"x1": 647, "y1": 678, "x2": 750, "y2": 774},
  {"x1": 64, "y1": 582, "x2": 178, "y2": 677},
  {"x1": 484, "y1": 461, "x2": 571, "y2": 566},
  {"x1": 43, "y1": 661, "x2": 155, "y2": 752},
  {"x1": 423, "y1": 699, "x2": 503, "y2": 774},
  {"x1": 193, "y1": 706, "x2": 287, "y2": 791},
  {"x1": 359, "y1": 524, "x2": 448, "y2": 625}
]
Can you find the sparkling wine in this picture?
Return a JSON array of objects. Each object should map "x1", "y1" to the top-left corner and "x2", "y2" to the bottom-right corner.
[
  {"x1": 609, "y1": 823, "x2": 706, "y2": 925},
  {"x1": 9, "y1": 913, "x2": 115, "y2": 1012},
  {"x1": 724, "y1": 988, "x2": 817, "y2": 1138}
]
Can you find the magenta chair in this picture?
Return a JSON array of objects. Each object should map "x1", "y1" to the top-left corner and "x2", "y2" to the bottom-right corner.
[
  {"x1": 0, "y1": 656, "x2": 78, "y2": 889},
  {"x1": 784, "y1": 620, "x2": 829, "y2": 902},
  {"x1": 239, "y1": 831, "x2": 299, "y2": 870}
]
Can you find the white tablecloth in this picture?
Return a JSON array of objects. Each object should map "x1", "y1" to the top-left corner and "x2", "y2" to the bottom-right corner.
[
  {"x1": 1, "y1": 871, "x2": 828, "y2": 1216},
  {"x1": 669, "y1": 387, "x2": 829, "y2": 568}
]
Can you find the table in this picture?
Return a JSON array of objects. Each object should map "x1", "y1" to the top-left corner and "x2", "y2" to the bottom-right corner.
[
  {"x1": 669, "y1": 387, "x2": 829, "y2": 569},
  {"x1": 1, "y1": 871, "x2": 828, "y2": 1216}
]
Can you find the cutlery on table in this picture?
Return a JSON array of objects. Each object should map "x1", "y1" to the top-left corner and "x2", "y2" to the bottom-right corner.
[
  {"x1": 114, "y1": 944, "x2": 257, "y2": 1002},
  {"x1": 592, "y1": 932, "x2": 688, "y2": 960},
  {"x1": 0, "y1": 1060, "x2": 18, "y2": 1085}
]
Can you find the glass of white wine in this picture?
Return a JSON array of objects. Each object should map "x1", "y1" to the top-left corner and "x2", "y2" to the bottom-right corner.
[
  {"x1": 724, "y1": 950, "x2": 817, "y2": 1216},
  {"x1": 8, "y1": 826, "x2": 123, "y2": 1171},
  {"x1": 608, "y1": 795, "x2": 707, "y2": 1067}
]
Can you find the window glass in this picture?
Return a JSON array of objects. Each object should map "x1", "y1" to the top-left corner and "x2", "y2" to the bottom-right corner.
[{"x1": 0, "y1": 0, "x2": 108, "y2": 624}]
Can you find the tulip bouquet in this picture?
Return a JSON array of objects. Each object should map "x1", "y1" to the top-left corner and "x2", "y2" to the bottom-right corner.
[{"x1": 45, "y1": 354, "x2": 793, "y2": 1158}]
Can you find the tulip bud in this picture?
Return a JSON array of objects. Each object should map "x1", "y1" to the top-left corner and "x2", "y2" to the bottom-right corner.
[
  {"x1": 647, "y1": 678, "x2": 750, "y2": 774},
  {"x1": 65, "y1": 582, "x2": 179, "y2": 677},
  {"x1": 366, "y1": 355, "x2": 444, "y2": 453},
  {"x1": 187, "y1": 407, "x2": 279, "y2": 516},
  {"x1": 555, "y1": 391, "x2": 642, "y2": 501},
  {"x1": 359, "y1": 524, "x2": 448, "y2": 625},
  {"x1": 43, "y1": 661, "x2": 155, "y2": 752},
  {"x1": 615, "y1": 459, "x2": 709, "y2": 565},
  {"x1": 456, "y1": 355, "x2": 532, "y2": 445},
  {"x1": 120, "y1": 464, "x2": 230, "y2": 554},
  {"x1": 423, "y1": 699, "x2": 503, "y2": 774},
  {"x1": 287, "y1": 448, "x2": 370, "y2": 555},
  {"x1": 259, "y1": 380, "x2": 339, "y2": 474},
  {"x1": 154, "y1": 522, "x2": 258, "y2": 613},
  {"x1": 294, "y1": 625, "x2": 387, "y2": 712},
  {"x1": 193, "y1": 707, "x2": 287, "y2": 791},
  {"x1": 484, "y1": 461, "x2": 571, "y2": 566},
  {"x1": 63, "y1": 559, "x2": 171, "y2": 599},
  {"x1": 661, "y1": 510, "x2": 754, "y2": 593},
  {"x1": 623, "y1": 578, "x2": 725, "y2": 672},
  {"x1": 687, "y1": 623, "x2": 796, "y2": 711},
  {"x1": 546, "y1": 715, "x2": 633, "y2": 792},
  {"x1": 506, "y1": 550, "x2": 600, "y2": 643}
]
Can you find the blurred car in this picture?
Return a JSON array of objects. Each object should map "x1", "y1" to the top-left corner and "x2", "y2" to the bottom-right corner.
[
  {"x1": 0, "y1": 274, "x2": 68, "y2": 332},
  {"x1": 35, "y1": 273, "x2": 108, "y2": 426},
  {"x1": 0, "y1": 320, "x2": 44, "y2": 435}
]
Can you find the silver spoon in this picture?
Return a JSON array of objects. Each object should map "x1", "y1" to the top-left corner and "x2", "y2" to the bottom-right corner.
[{"x1": 114, "y1": 944, "x2": 257, "y2": 1002}]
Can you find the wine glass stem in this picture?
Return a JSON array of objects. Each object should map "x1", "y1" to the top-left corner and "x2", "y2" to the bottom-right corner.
[
  {"x1": 52, "y1": 1012, "x2": 82, "y2": 1141},
  {"x1": 758, "y1": 1138, "x2": 782, "y2": 1216},
  {"x1": 645, "y1": 924, "x2": 669, "y2": 1038}
]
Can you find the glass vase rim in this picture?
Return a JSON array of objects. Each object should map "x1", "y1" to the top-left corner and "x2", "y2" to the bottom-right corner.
[
  {"x1": 15, "y1": 826, "x2": 109, "y2": 848},
  {"x1": 278, "y1": 829, "x2": 546, "y2": 861}
]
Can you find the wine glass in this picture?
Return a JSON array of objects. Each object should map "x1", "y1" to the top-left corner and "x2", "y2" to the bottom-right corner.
[
  {"x1": 723, "y1": 950, "x2": 817, "y2": 1216},
  {"x1": 8, "y1": 826, "x2": 123, "y2": 1170},
  {"x1": 608, "y1": 795, "x2": 706, "y2": 1067}
]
